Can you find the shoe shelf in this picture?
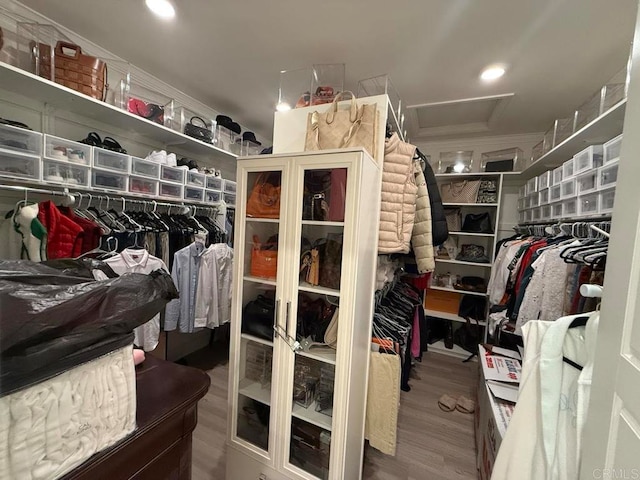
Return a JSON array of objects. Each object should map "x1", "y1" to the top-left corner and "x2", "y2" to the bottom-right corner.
[
  {"x1": 0, "y1": 62, "x2": 238, "y2": 167},
  {"x1": 424, "y1": 309, "x2": 487, "y2": 327}
]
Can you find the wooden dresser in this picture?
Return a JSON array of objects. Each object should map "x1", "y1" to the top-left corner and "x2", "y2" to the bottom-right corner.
[{"x1": 62, "y1": 355, "x2": 211, "y2": 480}]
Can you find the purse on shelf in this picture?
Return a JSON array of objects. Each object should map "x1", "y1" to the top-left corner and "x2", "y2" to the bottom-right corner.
[
  {"x1": 462, "y1": 212, "x2": 493, "y2": 233},
  {"x1": 454, "y1": 276, "x2": 487, "y2": 293},
  {"x1": 477, "y1": 179, "x2": 498, "y2": 203},
  {"x1": 297, "y1": 295, "x2": 337, "y2": 343},
  {"x1": 303, "y1": 171, "x2": 331, "y2": 221},
  {"x1": 304, "y1": 91, "x2": 378, "y2": 159},
  {"x1": 456, "y1": 244, "x2": 490, "y2": 264},
  {"x1": 241, "y1": 294, "x2": 276, "y2": 341},
  {"x1": 436, "y1": 237, "x2": 458, "y2": 260},
  {"x1": 246, "y1": 172, "x2": 281, "y2": 219},
  {"x1": 444, "y1": 208, "x2": 462, "y2": 232},
  {"x1": 184, "y1": 116, "x2": 213, "y2": 143},
  {"x1": 440, "y1": 179, "x2": 481, "y2": 204},
  {"x1": 250, "y1": 235, "x2": 278, "y2": 279},
  {"x1": 31, "y1": 40, "x2": 108, "y2": 101}
]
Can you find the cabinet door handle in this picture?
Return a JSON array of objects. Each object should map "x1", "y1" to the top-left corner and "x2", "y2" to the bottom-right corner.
[
  {"x1": 286, "y1": 301, "x2": 291, "y2": 336},
  {"x1": 275, "y1": 299, "x2": 281, "y2": 331}
]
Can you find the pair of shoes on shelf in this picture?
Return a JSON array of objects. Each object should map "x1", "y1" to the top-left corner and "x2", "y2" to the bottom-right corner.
[
  {"x1": 50, "y1": 145, "x2": 87, "y2": 164},
  {"x1": 146, "y1": 150, "x2": 177, "y2": 166},
  {"x1": 79, "y1": 132, "x2": 127, "y2": 154}
]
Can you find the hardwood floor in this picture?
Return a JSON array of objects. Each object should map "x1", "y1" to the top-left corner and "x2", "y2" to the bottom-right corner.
[{"x1": 187, "y1": 347, "x2": 479, "y2": 480}]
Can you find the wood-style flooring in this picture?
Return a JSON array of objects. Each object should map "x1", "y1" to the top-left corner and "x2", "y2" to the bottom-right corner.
[{"x1": 186, "y1": 346, "x2": 479, "y2": 480}]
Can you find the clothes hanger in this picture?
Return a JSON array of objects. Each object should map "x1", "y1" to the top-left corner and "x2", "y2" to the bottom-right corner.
[{"x1": 562, "y1": 315, "x2": 590, "y2": 371}]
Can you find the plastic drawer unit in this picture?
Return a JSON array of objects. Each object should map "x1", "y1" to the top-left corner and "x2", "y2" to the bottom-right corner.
[
  {"x1": 159, "y1": 181, "x2": 184, "y2": 199},
  {"x1": 538, "y1": 189, "x2": 549, "y2": 205},
  {"x1": 44, "y1": 134, "x2": 91, "y2": 165},
  {"x1": 576, "y1": 171, "x2": 598, "y2": 195},
  {"x1": 92, "y1": 169, "x2": 128, "y2": 192},
  {"x1": 573, "y1": 145, "x2": 603, "y2": 174},
  {"x1": 562, "y1": 158, "x2": 575, "y2": 179},
  {"x1": 538, "y1": 171, "x2": 551, "y2": 190},
  {"x1": 525, "y1": 177, "x2": 537, "y2": 195},
  {"x1": 0, "y1": 149, "x2": 41, "y2": 181},
  {"x1": 578, "y1": 193, "x2": 599, "y2": 217},
  {"x1": 161, "y1": 165, "x2": 186, "y2": 184},
  {"x1": 206, "y1": 175, "x2": 223, "y2": 190},
  {"x1": 184, "y1": 186, "x2": 205, "y2": 202},
  {"x1": 93, "y1": 147, "x2": 131, "y2": 173},
  {"x1": 43, "y1": 159, "x2": 90, "y2": 186},
  {"x1": 224, "y1": 192, "x2": 237, "y2": 206},
  {"x1": 603, "y1": 135, "x2": 623, "y2": 165},
  {"x1": 561, "y1": 178, "x2": 577, "y2": 199},
  {"x1": 187, "y1": 171, "x2": 206, "y2": 188},
  {"x1": 552, "y1": 166, "x2": 564, "y2": 186},
  {"x1": 599, "y1": 188, "x2": 616, "y2": 214},
  {"x1": 550, "y1": 184, "x2": 562, "y2": 203},
  {"x1": 597, "y1": 161, "x2": 618, "y2": 189},
  {"x1": 129, "y1": 176, "x2": 159, "y2": 196},
  {"x1": 205, "y1": 190, "x2": 222, "y2": 203},
  {"x1": 224, "y1": 179, "x2": 237, "y2": 194},
  {"x1": 131, "y1": 157, "x2": 161, "y2": 179},
  {"x1": 563, "y1": 198, "x2": 578, "y2": 217},
  {"x1": 0, "y1": 123, "x2": 42, "y2": 156}
]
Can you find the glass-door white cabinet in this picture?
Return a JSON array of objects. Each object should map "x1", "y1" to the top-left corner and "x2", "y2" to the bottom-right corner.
[{"x1": 227, "y1": 149, "x2": 381, "y2": 480}]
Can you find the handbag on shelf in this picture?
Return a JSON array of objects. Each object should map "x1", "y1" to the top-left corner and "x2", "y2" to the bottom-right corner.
[
  {"x1": 436, "y1": 237, "x2": 458, "y2": 260},
  {"x1": 246, "y1": 172, "x2": 281, "y2": 218},
  {"x1": 485, "y1": 159, "x2": 514, "y2": 172},
  {"x1": 297, "y1": 295, "x2": 337, "y2": 343},
  {"x1": 250, "y1": 235, "x2": 278, "y2": 279},
  {"x1": 461, "y1": 212, "x2": 493, "y2": 233},
  {"x1": 440, "y1": 179, "x2": 481, "y2": 204},
  {"x1": 317, "y1": 236, "x2": 343, "y2": 291},
  {"x1": 241, "y1": 294, "x2": 276, "y2": 340},
  {"x1": 328, "y1": 168, "x2": 347, "y2": 222},
  {"x1": 324, "y1": 307, "x2": 339, "y2": 348},
  {"x1": 184, "y1": 116, "x2": 213, "y2": 143},
  {"x1": 477, "y1": 179, "x2": 498, "y2": 203},
  {"x1": 304, "y1": 91, "x2": 378, "y2": 159},
  {"x1": 32, "y1": 40, "x2": 108, "y2": 101},
  {"x1": 454, "y1": 276, "x2": 487, "y2": 293},
  {"x1": 444, "y1": 208, "x2": 462, "y2": 232},
  {"x1": 303, "y1": 171, "x2": 331, "y2": 221},
  {"x1": 456, "y1": 244, "x2": 490, "y2": 264}
]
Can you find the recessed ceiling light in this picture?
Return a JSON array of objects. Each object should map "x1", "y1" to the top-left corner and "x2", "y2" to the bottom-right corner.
[
  {"x1": 276, "y1": 102, "x2": 291, "y2": 112},
  {"x1": 145, "y1": 0, "x2": 175, "y2": 19},
  {"x1": 480, "y1": 65, "x2": 506, "y2": 81}
]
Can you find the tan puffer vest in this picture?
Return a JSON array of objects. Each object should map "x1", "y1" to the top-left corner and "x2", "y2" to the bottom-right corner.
[{"x1": 378, "y1": 134, "x2": 417, "y2": 254}]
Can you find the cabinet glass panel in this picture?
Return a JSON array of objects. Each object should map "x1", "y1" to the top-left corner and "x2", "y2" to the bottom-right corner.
[{"x1": 235, "y1": 169, "x2": 284, "y2": 453}]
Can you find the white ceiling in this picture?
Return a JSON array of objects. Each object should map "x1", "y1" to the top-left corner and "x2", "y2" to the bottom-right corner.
[{"x1": 19, "y1": 0, "x2": 638, "y2": 141}]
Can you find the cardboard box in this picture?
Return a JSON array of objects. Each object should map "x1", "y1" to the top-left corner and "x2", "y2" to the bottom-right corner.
[{"x1": 424, "y1": 287, "x2": 460, "y2": 314}]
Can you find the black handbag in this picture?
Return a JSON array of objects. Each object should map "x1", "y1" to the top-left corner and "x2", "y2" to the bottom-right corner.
[
  {"x1": 458, "y1": 294, "x2": 487, "y2": 321},
  {"x1": 184, "y1": 116, "x2": 213, "y2": 143},
  {"x1": 453, "y1": 317, "x2": 482, "y2": 359},
  {"x1": 456, "y1": 244, "x2": 490, "y2": 264},
  {"x1": 242, "y1": 295, "x2": 275, "y2": 340},
  {"x1": 302, "y1": 171, "x2": 331, "y2": 221},
  {"x1": 462, "y1": 212, "x2": 493, "y2": 233},
  {"x1": 485, "y1": 159, "x2": 514, "y2": 172}
]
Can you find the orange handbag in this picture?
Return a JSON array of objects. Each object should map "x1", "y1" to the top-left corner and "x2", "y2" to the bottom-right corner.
[
  {"x1": 246, "y1": 173, "x2": 281, "y2": 219},
  {"x1": 250, "y1": 235, "x2": 278, "y2": 279}
]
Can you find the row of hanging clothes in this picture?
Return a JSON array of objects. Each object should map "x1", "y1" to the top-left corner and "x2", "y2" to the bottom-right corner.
[{"x1": 487, "y1": 221, "x2": 609, "y2": 336}]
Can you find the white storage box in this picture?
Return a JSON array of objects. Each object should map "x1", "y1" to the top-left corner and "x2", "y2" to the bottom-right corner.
[
  {"x1": 0, "y1": 123, "x2": 42, "y2": 156},
  {"x1": 224, "y1": 192, "x2": 237, "y2": 206},
  {"x1": 160, "y1": 165, "x2": 186, "y2": 184},
  {"x1": 576, "y1": 171, "x2": 598, "y2": 195},
  {"x1": 159, "y1": 181, "x2": 184, "y2": 199},
  {"x1": 563, "y1": 198, "x2": 578, "y2": 217},
  {"x1": 43, "y1": 159, "x2": 89, "y2": 187},
  {"x1": 187, "y1": 171, "x2": 206, "y2": 187},
  {"x1": 599, "y1": 188, "x2": 616, "y2": 214},
  {"x1": 598, "y1": 161, "x2": 618, "y2": 189},
  {"x1": 550, "y1": 184, "x2": 562, "y2": 202},
  {"x1": 224, "y1": 179, "x2": 237, "y2": 194},
  {"x1": 184, "y1": 186, "x2": 205, "y2": 202},
  {"x1": 551, "y1": 202, "x2": 563, "y2": 220},
  {"x1": 525, "y1": 177, "x2": 537, "y2": 195},
  {"x1": 562, "y1": 158, "x2": 575, "y2": 179},
  {"x1": 518, "y1": 185, "x2": 526, "y2": 198},
  {"x1": 92, "y1": 169, "x2": 128, "y2": 192},
  {"x1": 518, "y1": 210, "x2": 526, "y2": 224},
  {"x1": 573, "y1": 145, "x2": 603, "y2": 174},
  {"x1": 206, "y1": 175, "x2": 223, "y2": 190},
  {"x1": 0, "y1": 150, "x2": 40, "y2": 181},
  {"x1": 578, "y1": 193, "x2": 599, "y2": 217},
  {"x1": 93, "y1": 147, "x2": 131, "y2": 173},
  {"x1": 603, "y1": 134, "x2": 623, "y2": 164},
  {"x1": 541, "y1": 204, "x2": 552, "y2": 221},
  {"x1": 524, "y1": 195, "x2": 532, "y2": 209},
  {"x1": 552, "y1": 166, "x2": 563, "y2": 186},
  {"x1": 524, "y1": 209, "x2": 533, "y2": 223},
  {"x1": 206, "y1": 189, "x2": 222, "y2": 203},
  {"x1": 538, "y1": 188, "x2": 549, "y2": 205},
  {"x1": 561, "y1": 178, "x2": 577, "y2": 199},
  {"x1": 44, "y1": 134, "x2": 91, "y2": 165},
  {"x1": 129, "y1": 176, "x2": 159, "y2": 196},
  {"x1": 538, "y1": 171, "x2": 551, "y2": 190},
  {"x1": 529, "y1": 192, "x2": 540, "y2": 208},
  {"x1": 131, "y1": 157, "x2": 160, "y2": 179},
  {"x1": 532, "y1": 207, "x2": 542, "y2": 222}
]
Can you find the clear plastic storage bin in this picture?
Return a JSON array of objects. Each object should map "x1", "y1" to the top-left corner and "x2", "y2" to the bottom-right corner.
[
  {"x1": 0, "y1": 150, "x2": 40, "y2": 180},
  {"x1": 538, "y1": 171, "x2": 551, "y2": 190},
  {"x1": 93, "y1": 147, "x2": 131, "y2": 173},
  {"x1": 573, "y1": 145, "x2": 603, "y2": 174},
  {"x1": 44, "y1": 135, "x2": 91, "y2": 165},
  {"x1": 574, "y1": 90, "x2": 603, "y2": 131},
  {"x1": 121, "y1": 79, "x2": 175, "y2": 128},
  {"x1": 224, "y1": 192, "x2": 237, "y2": 206},
  {"x1": 599, "y1": 188, "x2": 616, "y2": 214},
  {"x1": 205, "y1": 190, "x2": 222, "y2": 203},
  {"x1": 563, "y1": 198, "x2": 578, "y2": 217},
  {"x1": 206, "y1": 175, "x2": 223, "y2": 190},
  {"x1": 552, "y1": 166, "x2": 563, "y2": 185},
  {"x1": 438, "y1": 150, "x2": 473, "y2": 173},
  {"x1": 604, "y1": 134, "x2": 623, "y2": 164},
  {"x1": 561, "y1": 178, "x2": 577, "y2": 198},
  {"x1": 551, "y1": 202, "x2": 563, "y2": 220},
  {"x1": 224, "y1": 179, "x2": 237, "y2": 194},
  {"x1": 518, "y1": 185, "x2": 526, "y2": 198},
  {"x1": 532, "y1": 207, "x2": 542, "y2": 222},
  {"x1": 529, "y1": 192, "x2": 540, "y2": 208},
  {"x1": 184, "y1": 186, "x2": 205, "y2": 202},
  {"x1": 129, "y1": 176, "x2": 159, "y2": 196},
  {"x1": 539, "y1": 189, "x2": 549, "y2": 205},
  {"x1": 42, "y1": 159, "x2": 89, "y2": 186},
  {"x1": 577, "y1": 171, "x2": 598, "y2": 195},
  {"x1": 92, "y1": 169, "x2": 128, "y2": 192},
  {"x1": 531, "y1": 141, "x2": 544, "y2": 162},
  {"x1": 598, "y1": 161, "x2": 618, "y2": 189},
  {"x1": 541, "y1": 205, "x2": 552, "y2": 220},
  {"x1": 131, "y1": 157, "x2": 160, "y2": 179},
  {"x1": 187, "y1": 171, "x2": 206, "y2": 187},
  {"x1": 480, "y1": 147, "x2": 522, "y2": 172},
  {"x1": 240, "y1": 140, "x2": 262, "y2": 157},
  {"x1": 0, "y1": 123, "x2": 42, "y2": 156},
  {"x1": 517, "y1": 197, "x2": 525, "y2": 211},
  {"x1": 550, "y1": 184, "x2": 562, "y2": 202},
  {"x1": 160, "y1": 165, "x2": 186, "y2": 184},
  {"x1": 578, "y1": 193, "x2": 599, "y2": 217},
  {"x1": 562, "y1": 158, "x2": 575, "y2": 179},
  {"x1": 214, "y1": 125, "x2": 238, "y2": 153},
  {"x1": 525, "y1": 177, "x2": 538, "y2": 195},
  {"x1": 159, "y1": 182, "x2": 184, "y2": 199},
  {"x1": 524, "y1": 209, "x2": 533, "y2": 223},
  {"x1": 518, "y1": 210, "x2": 526, "y2": 224}
]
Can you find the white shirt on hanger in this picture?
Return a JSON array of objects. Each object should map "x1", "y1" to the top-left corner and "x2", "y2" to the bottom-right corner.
[
  {"x1": 194, "y1": 243, "x2": 233, "y2": 329},
  {"x1": 96, "y1": 248, "x2": 169, "y2": 351}
]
